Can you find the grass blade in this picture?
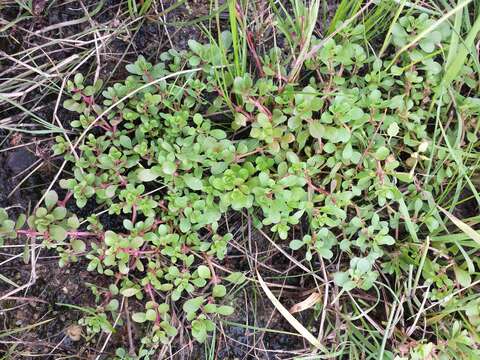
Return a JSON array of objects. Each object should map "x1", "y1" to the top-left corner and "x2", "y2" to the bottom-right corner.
[
  {"x1": 442, "y1": 9, "x2": 480, "y2": 88},
  {"x1": 256, "y1": 271, "x2": 324, "y2": 350},
  {"x1": 438, "y1": 206, "x2": 480, "y2": 246}
]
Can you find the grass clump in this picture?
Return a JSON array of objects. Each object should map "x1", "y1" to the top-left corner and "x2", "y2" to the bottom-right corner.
[{"x1": 2, "y1": 1, "x2": 480, "y2": 358}]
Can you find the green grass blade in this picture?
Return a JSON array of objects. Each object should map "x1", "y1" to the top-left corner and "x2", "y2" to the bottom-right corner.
[{"x1": 442, "y1": 10, "x2": 480, "y2": 88}]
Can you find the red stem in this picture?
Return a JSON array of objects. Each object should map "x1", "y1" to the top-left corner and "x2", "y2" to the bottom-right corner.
[
  {"x1": 58, "y1": 191, "x2": 73, "y2": 207},
  {"x1": 304, "y1": 175, "x2": 330, "y2": 197},
  {"x1": 17, "y1": 229, "x2": 96, "y2": 237}
]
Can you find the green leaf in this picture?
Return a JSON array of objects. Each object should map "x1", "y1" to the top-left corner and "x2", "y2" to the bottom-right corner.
[
  {"x1": 15, "y1": 214, "x2": 26, "y2": 229},
  {"x1": 138, "y1": 168, "x2": 159, "y2": 182},
  {"x1": 346, "y1": 107, "x2": 364, "y2": 121},
  {"x1": 216, "y1": 305, "x2": 234, "y2": 316},
  {"x1": 197, "y1": 265, "x2": 211, "y2": 279},
  {"x1": 74, "y1": 73, "x2": 84, "y2": 86},
  {"x1": 162, "y1": 161, "x2": 176, "y2": 175},
  {"x1": 420, "y1": 31, "x2": 442, "y2": 53},
  {"x1": 233, "y1": 113, "x2": 247, "y2": 129},
  {"x1": 210, "y1": 129, "x2": 227, "y2": 139},
  {"x1": 63, "y1": 99, "x2": 84, "y2": 113},
  {"x1": 374, "y1": 146, "x2": 389, "y2": 160},
  {"x1": 126, "y1": 63, "x2": 143, "y2": 75},
  {"x1": 1, "y1": 219, "x2": 14, "y2": 233},
  {"x1": 183, "y1": 296, "x2": 204, "y2": 314},
  {"x1": 98, "y1": 155, "x2": 114, "y2": 169},
  {"x1": 289, "y1": 239, "x2": 304, "y2": 250},
  {"x1": 184, "y1": 175, "x2": 203, "y2": 191},
  {"x1": 317, "y1": 247, "x2": 333, "y2": 259},
  {"x1": 212, "y1": 284, "x2": 227, "y2": 298},
  {"x1": 49, "y1": 225, "x2": 67, "y2": 242},
  {"x1": 220, "y1": 30, "x2": 232, "y2": 49},
  {"x1": 233, "y1": 75, "x2": 253, "y2": 96},
  {"x1": 342, "y1": 143, "x2": 353, "y2": 160},
  {"x1": 230, "y1": 190, "x2": 251, "y2": 210},
  {"x1": 119, "y1": 135, "x2": 132, "y2": 149},
  {"x1": 157, "y1": 303, "x2": 169, "y2": 313},
  {"x1": 71, "y1": 239, "x2": 86, "y2": 252},
  {"x1": 189, "y1": 55, "x2": 201, "y2": 67},
  {"x1": 454, "y1": 266, "x2": 471, "y2": 287},
  {"x1": 191, "y1": 319, "x2": 208, "y2": 343},
  {"x1": 329, "y1": 126, "x2": 350, "y2": 143},
  {"x1": 118, "y1": 262, "x2": 128, "y2": 275},
  {"x1": 193, "y1": 113, "x2": 203, "y2": 125},
  {"x1": 132, "y1": 312, "x2": 146, "y2": 323},
  {"x1": 188, "y1": 40, "x2": 203, "y2": 55},
  {"x1": 203, "y1": 303, "x2": 217, "y2": 313},
  {"x1": 334, "y1": 272, "x2": 355, "y2": 291},
  {"x1": 225, "y1": 272, "x2": 246, "y2": 285},
  {"x1": 67, "y1": 215, "x2": 80, "y2": 229},
  {"x1": 44, "y1": 191, "x2": 58, "y2": 210},
  {"x1": 395, "y1": 172, "x2": 413, "y2": 183},
  {"x1": 35, "y1": 207, "x2": 47, "y2": 218},
  {"x1": 145, "y1": 309, "x2": 157, "y2": 321},
  {"x1": 378, "y1": 235, "x2": 395, "y2": 246},
  {"x1": 356, "y1": 258, "x2": 371, "y2": 274},
  {"x1": 52, "y1": 207, "x2": 67, "y2": 220},
  {"x1": 104, "y1": 231, "x2": 118, "y2": 246},
  {"x1": 309, "y1": 121, "x2": 323, "y2": 139},
  {"x1": 106, "y1": 299, "x2": 119, "y2": 311},
  {"x1": 121, "y1": 287, "x2": 139, "y2": 297},
  {"x1": 163, "y1": 321, "x2": 178, "y2": 337}
]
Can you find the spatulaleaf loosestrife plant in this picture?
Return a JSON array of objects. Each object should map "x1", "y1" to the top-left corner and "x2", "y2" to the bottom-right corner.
[{"x1": 1, "y1": 13, "x2": 480, "y2": 357}]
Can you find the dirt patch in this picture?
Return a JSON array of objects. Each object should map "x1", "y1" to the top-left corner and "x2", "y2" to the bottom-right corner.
[{"x1": 0, "y1": 261, "x2": 100, "y2": 358}]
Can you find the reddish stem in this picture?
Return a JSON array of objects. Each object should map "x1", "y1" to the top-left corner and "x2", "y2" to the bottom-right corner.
[
  {"x1": 204, "y1": 255, "x2": 220, "y2": 284},
  {"x1": 234, "y1": 147, "x2": 264, "y2": 162},
  {"x1": 144, "y1": 283, "x2": 162, "y2": 325},
  {"x1": 234, "y1": 105, "x2": 254, "y2": 122},
  {"x1": 119, "y1": 247, "x2": 159, "y2": 256},
  {"x1": 81, "y1": 94, "x2": 94, "y2": 106},
  {"x1": 97, "y1": 122, "x2": 112, "y2": 132},
  {"x1": 304, "y1": 175, "x2": 330, "y2": 197},
  {"x1": 131, "y1": 205, "x2": 137, "y2": 224},
  {"x1": 58, "y1": 191, "x2": 73, "y2": 207},
  {"x1": 248, "y1": 96, "x2": 271, "y2": 118}
]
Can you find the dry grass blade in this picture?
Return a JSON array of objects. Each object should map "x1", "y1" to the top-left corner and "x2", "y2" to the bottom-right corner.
[
  {"x1": 289, "y1": 292, "x2": 322, "y2": 314},
  {"x1": 256, "y1": 271, "x2": 324, "y2": 350},
  {"x1": 258, "y1": 228, "x2": 324, "y2": 282},
  {"x1": 0, "y1": 318, "x2": 54, "y2": 339},
  {"x1": 438, "y1": 205, "x2": 480, "y2": 246}
]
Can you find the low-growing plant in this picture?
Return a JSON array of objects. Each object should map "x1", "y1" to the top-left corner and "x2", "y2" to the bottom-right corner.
[{"x1": 2, "y1": 8, "x2": 480, "y2": 358}]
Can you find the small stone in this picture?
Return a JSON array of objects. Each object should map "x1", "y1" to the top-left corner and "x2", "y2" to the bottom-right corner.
[
  {"x1": 6, "y1": 148, "x2": 36, "y2": 175},
  {"x1": 66, "y1": 324, "x2": 82, "y2": 341}
]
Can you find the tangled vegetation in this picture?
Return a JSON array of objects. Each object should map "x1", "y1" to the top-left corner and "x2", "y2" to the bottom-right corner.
[{"x1": 2, "y1": 0, "x2": 480, "y2": 359}]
